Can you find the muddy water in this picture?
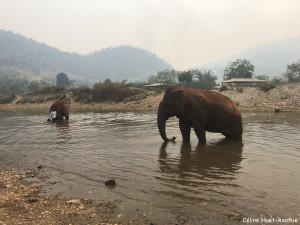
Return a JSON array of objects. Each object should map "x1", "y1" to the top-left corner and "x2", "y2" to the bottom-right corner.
[{"x1": 0, "y1": 111, "x2": 299, "y2": 224}]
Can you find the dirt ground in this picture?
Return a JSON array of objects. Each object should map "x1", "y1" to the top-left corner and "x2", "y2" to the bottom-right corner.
[
  {"x1": 221, "y1": 83, "x2": 300, "y2": 112},
  {"x1": 0, "y1": 169, "x2": 152, "y2": 225}
]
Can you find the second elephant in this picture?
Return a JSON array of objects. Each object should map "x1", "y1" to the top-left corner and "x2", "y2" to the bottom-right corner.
[
  {"x1": 49, "y1": 100, "x2": 70, "y2": 120},
  {"x1": 157, "y1": 86, "x2": 243, "y2": 143}
]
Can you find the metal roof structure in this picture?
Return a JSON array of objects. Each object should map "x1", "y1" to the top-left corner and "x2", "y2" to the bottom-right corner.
[
  {"x1": 221, "y1": 78, "x2": 267, "y2": 84},
  {"x1": 144, "y1": 83, "x2": 169, "y2": 87}
]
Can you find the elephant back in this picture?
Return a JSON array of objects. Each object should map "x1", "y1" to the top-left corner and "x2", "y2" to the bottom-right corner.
[{"x1": 50, "y1": 100, "x2": 69, "y2": 112}]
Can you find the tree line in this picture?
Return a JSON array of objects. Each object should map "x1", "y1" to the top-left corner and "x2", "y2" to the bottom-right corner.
[
  {"x1": 147, "y1": 69, "x2": 218, "y2": 89},
  {"x1": 223, "y1": 58, "x2": 300, "y2": 83},
  {"x1": 1, "y1": 59, "x2": 300, "y2": 95},
  {"x1": 147, "y1": 58, "x2": 300, "y2": 87}
]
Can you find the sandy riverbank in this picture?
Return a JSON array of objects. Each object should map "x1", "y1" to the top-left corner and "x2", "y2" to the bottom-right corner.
[
  {"x1": 0, "y1": 169, "x2": 152, "y2": 225},
  {"x1": 0, "y1": 93, "x2": 163, "y2": 112},
  {"x1": 1, "y1": 83, "x2": 300, "y2": 112}
]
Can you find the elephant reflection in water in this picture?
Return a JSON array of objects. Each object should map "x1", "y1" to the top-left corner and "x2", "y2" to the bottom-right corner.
[
  {"x1": 52, "y1": 121, "x2": 72, "y2": 142},
  {"x1": 158, "y1": 138, "x2": 243, "y2": 182}
]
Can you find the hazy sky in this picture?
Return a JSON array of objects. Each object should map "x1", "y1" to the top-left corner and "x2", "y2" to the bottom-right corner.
[{"x1": 1, "y1": 0, "x2": 300, "y2": 70}]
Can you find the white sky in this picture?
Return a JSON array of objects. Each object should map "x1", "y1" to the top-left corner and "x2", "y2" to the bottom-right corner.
[{"x1": 0, "y1": 0, "x2": 299, "y2": 70}]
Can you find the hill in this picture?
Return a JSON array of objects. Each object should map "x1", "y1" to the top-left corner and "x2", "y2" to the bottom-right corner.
[
  {"x1": 198, "y1": 36, "x2": 300, "y2": 80},
  {"x1": 0, "y1": 30, "x2": 173, "y2": 81}
]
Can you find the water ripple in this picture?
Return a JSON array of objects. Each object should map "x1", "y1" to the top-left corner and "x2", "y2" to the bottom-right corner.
[{"x1": 0, "y1": 111, "x2": 299, "y2": 220}]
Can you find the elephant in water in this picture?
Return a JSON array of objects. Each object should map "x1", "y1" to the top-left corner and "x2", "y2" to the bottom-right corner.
[
  {"x1": 157, "y1": 86, "x2": 243, "y2": 143},
  {"x1": 49, "y1": 100, "x2": 70, "y2": 120}
]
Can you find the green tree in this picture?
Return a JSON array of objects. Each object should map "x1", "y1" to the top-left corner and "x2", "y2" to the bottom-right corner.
[
  {"x1": 56, "y1": 72, "x2": 70, "y2": 87},
  {"x1": 148, "y1": 69, "x2": 178, "y2": 84},
  {"x1": 223, "y1": 59, "x2": 255, "y2": 80},
  {"x1": 254, "y1": 75, "x2": 269, "y2": 81},
  {"x1": 147, "y1": 75, "x2": 157, "y2": 84},
  {"x1": 283, "y1": 60, "x2": 300, "y2": 82},
  {"x1": 0, "y1": 76, "x2": 28, "y2": 94},
  {"x1": 178, "y1": 70, "x2": 194, "y2": 87},
  {"x1": 28, "y1": 81, "x2": 40, "y2": 91},
  {"x1": 193, "y1": 70, "x2": 217, "y2": 89},
  {"x1": 103, "y1": 78, "x2": 112, "y2": 85},
  {"x1": 271, "y1": 76, "x2": 283, "y2": 84}
]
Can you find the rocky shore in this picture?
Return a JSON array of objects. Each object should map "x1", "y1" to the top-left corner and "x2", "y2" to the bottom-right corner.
[
  {"x1": 0, "y1": 169, "x2": 151, "y2": 225},
  {"x1": 0, "y1": 83, "x2": 300, "y2": 112},
  {"x1": 222, "y1": 83, "x2": 300, "y2": 112}
]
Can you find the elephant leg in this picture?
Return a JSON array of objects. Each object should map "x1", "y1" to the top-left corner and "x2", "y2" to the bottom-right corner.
[
  {"x1": 56, "y1": 112, "x2": 63, "y2": 120},
  {"x1": 179, "y1": 118, "x2": 191, "y2": 142},
  {"x1": 64, "y1": 113, "x2": 69, "y2": 120},
  {"x1": 193, "y1": 122, "x2": 206, "y2": 143}
]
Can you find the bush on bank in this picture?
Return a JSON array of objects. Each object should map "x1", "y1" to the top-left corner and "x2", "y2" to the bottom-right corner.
[
  {"x1": 16, "y1": 85, "x2": 67, "y2": 104},
  {"x1": 92, "y1": 82, "x2": 146, "y2": 102},
  {"x1": 259, "y1": 82, "x2": 277, "y2": 92},
  {"x1": 3, "y1": 81, "x2": 148, "y2": 104},
  {"x1": 0, "y1": 94, "x2": 17, "y2": 104},
  {"x1": 71, "y1": 81, "x2": 148, "y2": 103}
]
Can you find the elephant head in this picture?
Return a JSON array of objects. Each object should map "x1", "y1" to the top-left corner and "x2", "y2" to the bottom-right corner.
[
  {"x1": 157, "y1": 86, "x2": 188, "y2": 142},
  {"x1": 157, "y1": 86, "x2": 243, "y2": 143},
  {"x1": 50, "y1": 100, "x2": 70, "y2": 120}
]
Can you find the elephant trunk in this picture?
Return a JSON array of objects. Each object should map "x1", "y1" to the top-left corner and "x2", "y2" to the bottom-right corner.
[{"x1": 157, "y1": 102, "x2": 176, "y2": 142}]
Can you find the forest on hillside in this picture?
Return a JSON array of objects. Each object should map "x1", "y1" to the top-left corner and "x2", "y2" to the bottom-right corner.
[{"x1": 0, "y1": 30, "x2": 172, "y2": 81}]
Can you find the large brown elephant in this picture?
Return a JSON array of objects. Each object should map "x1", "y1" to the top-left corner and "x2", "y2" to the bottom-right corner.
[
  {"x1": 157, "y1": 86, "x2": 243, "y2": 143},
  {"x1": 49, "y1": 100, "x2": 70, "y2": 120}
]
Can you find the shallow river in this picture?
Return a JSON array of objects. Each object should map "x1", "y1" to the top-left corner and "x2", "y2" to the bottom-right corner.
[{"x1": 0, "y1": 111, "x2": 299, "y2": 224}]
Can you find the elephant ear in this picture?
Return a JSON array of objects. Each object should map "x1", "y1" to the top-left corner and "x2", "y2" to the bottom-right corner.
[
  {"x1": 173, "y1": 89, "x2": 188, "y2": 113},
  {"x1": 63, "y1": 100, "x2": 70, "y2": 109}
]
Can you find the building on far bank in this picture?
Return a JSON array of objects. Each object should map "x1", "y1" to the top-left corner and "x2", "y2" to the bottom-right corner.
[
  {"x1": 221, "y1": 78, "x2": 268, "y2": 87},
  {"x1": 144, "y1": 83, "x2": 170, "y2": 91}
]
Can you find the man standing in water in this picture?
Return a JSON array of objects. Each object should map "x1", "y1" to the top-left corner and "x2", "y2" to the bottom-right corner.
[{"x1": 47, "y1": 111, "x2": 57, "y2": 121}]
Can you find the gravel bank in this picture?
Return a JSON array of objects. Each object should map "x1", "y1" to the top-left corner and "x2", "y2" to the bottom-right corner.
[{"x1": 222, "y1": 83, "x2": 300, "y2": 112}]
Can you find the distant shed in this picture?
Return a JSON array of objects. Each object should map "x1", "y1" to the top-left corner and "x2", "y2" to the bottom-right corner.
[
  {"x1": 221, "y1": 78, "x2": 267, "y2": 87},
  {"x1": 144, "y1": 83, "x2": 170, "y2": 91}
]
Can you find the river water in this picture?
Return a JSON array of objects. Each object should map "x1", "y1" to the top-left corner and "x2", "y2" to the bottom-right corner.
[{"x1": 0, "y1": 111, "x2": 299, "y2": 224}]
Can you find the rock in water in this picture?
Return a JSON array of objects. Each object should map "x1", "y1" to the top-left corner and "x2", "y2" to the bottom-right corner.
[{"x1": 105, "y1": 180, "x2": 116, "y2": 186}]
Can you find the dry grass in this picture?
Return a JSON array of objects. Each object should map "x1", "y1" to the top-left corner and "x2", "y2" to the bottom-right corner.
[
  {"x1": 92, "y1": 82, "x2": 147, "y2": 102},
  {"x1": 71, "y1": 82, "x2": 148, "y2": 103},
  {"x1": 0, "y1": 94, "x2": 17, "y2": 104}
]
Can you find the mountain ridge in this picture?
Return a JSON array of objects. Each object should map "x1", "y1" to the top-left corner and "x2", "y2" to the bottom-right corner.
[
  {"x1": 198, "y1": 36, "x2": 300, "y2": 80},
  {"x1": 1, "y1": 29, "x2": 300, "y2": 82},
  {"x1": 0, "y1": 30, "x2": 173, "y2": 81}
]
